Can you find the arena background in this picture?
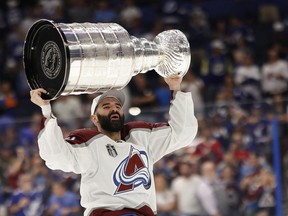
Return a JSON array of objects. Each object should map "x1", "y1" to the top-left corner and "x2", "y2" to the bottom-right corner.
[{"x1": 0, "y1": 0, "x2": 288, "y2": 215}]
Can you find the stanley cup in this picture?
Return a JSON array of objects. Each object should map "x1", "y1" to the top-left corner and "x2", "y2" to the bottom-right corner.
[{"x1": 23, "y1": 19, "x2": 191, "y2": 100}]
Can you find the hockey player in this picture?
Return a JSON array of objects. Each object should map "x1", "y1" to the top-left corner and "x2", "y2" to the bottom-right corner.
[{"x1": 30, "y1": 76, "x2": 198, "y2": 216}]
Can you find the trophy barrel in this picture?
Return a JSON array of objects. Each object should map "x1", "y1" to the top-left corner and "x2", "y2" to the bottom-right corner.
[{"x1": 23, "y1": 19, "x2": 135, "y2": 100}]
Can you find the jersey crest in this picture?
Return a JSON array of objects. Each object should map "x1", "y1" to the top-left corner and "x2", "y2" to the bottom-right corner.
[{"x1": 113, "y1": 146, "x2": 151, "y2": 194}]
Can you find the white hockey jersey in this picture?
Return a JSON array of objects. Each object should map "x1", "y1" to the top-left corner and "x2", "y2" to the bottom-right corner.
[{"x1": 38, "y1": 91, "x2": 198, "y2": 216}]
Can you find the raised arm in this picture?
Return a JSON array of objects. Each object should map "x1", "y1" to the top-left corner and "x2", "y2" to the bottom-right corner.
[
  {"x1": 147, "y1": 75, "x2": 198, "y2": 162},
  {"x1": 30, "y1": 89, "x2": 92, "y2": 173}
]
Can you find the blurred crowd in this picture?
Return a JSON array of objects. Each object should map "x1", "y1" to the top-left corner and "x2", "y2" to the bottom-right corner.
[{"x1": 0, "y1": 0, "x2": 288, "y2": 215}]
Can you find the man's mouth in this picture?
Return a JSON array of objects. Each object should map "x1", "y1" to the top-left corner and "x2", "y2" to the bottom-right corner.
[{"x1": 110, "y1": 114, "x2": 120, "y2": 120}]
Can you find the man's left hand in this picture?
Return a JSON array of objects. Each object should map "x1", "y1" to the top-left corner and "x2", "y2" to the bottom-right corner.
[{"x1": 164, "y1": 76, "x2": 182, "y2": 91}]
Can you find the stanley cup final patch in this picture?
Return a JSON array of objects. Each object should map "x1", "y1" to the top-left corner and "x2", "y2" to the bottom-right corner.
[{"x1": 106, "y1": 144, "x2": 118, "y2": 157}]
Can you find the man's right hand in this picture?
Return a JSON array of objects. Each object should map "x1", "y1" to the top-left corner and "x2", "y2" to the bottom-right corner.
[{"x1": 30, "y1": 88, "x2": 50, "y2": 107}]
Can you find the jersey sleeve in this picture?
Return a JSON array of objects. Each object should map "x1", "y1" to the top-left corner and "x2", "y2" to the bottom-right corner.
[
  {"x1": 147, "y1": 91, "x2": 198, "y2": 162},
  {"x1": 38, "y1": 114, "x2": 94, "y2": 174}
]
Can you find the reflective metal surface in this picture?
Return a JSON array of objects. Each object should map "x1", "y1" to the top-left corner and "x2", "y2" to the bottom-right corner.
[{"x1": 23, "y1": 19, "x2": 191, "y2": 99}]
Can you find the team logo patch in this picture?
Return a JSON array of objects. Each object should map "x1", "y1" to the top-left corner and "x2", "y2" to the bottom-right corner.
[
  {"x1": 41, "y1": 41, "x2": 62, "y2": 79},
  {"x1": 113, "y1": 146, "x2": 151, "y2": 194},
  {"x1": 106, "y1": 144, "x2": 118, "y2": 157}
]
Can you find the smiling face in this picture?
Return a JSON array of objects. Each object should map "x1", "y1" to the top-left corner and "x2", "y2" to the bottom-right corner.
[{"x1": 91, "y1": 97, "x2": 125, "y2": 132}]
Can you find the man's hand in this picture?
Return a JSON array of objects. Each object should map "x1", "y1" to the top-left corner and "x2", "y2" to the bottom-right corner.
[
  {"x1": 164, "y1": 76, "x2": 183, "y2": 91},
  {"x1": 30, "y1": 88, "x2": 50, "y2": 107},
  {"x1": 18, "y1": 197, "x2": 30, "y2": 208}
]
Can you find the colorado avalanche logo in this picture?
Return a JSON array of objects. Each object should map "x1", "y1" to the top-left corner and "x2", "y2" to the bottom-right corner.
[{"x1": 113, "y1": 146, "x2": 151, "y2": 194}]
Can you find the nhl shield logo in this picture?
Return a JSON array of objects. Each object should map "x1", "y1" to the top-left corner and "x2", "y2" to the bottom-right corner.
[
  {"x1": 106, "y1": 144, "x2": 118, "y2": 157},
  {"x1": 41, "y1": 41, "x2": 62, "y2": 79}
]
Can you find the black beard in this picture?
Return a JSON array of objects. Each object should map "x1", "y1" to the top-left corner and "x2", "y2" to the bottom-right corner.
[{"x1": 97, "y1": 111, "x2": 124, "y2": 132}]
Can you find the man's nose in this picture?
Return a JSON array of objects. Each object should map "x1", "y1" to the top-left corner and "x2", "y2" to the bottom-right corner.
[{"x1": 111, "y1": 106, "x2": 118, "y2": 112}]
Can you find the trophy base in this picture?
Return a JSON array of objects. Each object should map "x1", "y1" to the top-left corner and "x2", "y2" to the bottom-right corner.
[{"x1": 24, "y1": 20, "x2": 69, "y2": 99}]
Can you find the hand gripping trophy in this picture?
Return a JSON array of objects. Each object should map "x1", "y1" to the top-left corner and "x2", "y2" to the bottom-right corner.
[{"x1": 23, "y1": 19, "x2": 191, "y2": 99}]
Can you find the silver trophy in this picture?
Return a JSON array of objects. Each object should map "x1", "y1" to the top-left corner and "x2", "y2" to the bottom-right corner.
[{"x1": 23, "y1": 19, "x2": 191, "y2": 100}]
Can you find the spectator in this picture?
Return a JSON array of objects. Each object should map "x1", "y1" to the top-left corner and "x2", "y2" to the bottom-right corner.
[
  {"x1": 154, "y1": 156, "x2": 178, "y2": 183},
  {"x1": 0, "y1": 143, "x2": 14, "y2": 211},
  {"x1": 52, "y1": 95, "x2": 85, "y2": 130},
  {"x1": 234, "y1": 53, "x2": 262, "y2": 109},
  {"x1": 229, "y1": 131, "x2": 250, "y2": 163},
  {"x1": 217, "y1": 152, "x2": 240, "y2": 175},
  {"x1": 261, "y1": 47, "x2": 288, "y2": 98},
  {"x1": 187, "y1": 5, "x2": 211, "y2": 75},
  {"x1": 218, "y1": 164, "x2": 241, "y2": 216},
  {"x1": 30, "y1": 152, "x2": 51, "y2": 193},
  {"x1": 128, "y1": 74, "x2": 157, "y2": 121},
  {"x1": 239, "y1": 153, "x2": 268, "y2": 181},
  {"x1": 239, "y1": 167, "x2": 275, "y2": 216},
  {"x1": 256, "y1": 168, "x2": 276, "y2": 216},
  {"x1": 20, "y1": 4, "x2": 43, "y2": 34},
  {"x1": 271, "y1": 21, "x2": 288, "y2": 59},
  {"x1": 5, "y1": 24, "x2": 26, "y2": 90},
  {"x1": 154, "y1": 77, "x2": 171, "y2": 108},
  {"x1": 224, "y1": 103, "x2": 246, "y2": 132},
  {"x1": 227, "y1": 16, "x2": 254, "y2": 49},
  {"x1": 0, "y1": 182, "x2": 7, "y2": 215},
  {"x1": 201, "y1": 40, "x2": 229, "y2": 102},
  {"x1": 243, "y1": 105, "x2": 272, "y2": 157},
  {"x1": 212, "y1": 20, "x2": 229, "y2": 45},
  {"x1": 65, "y1": 0, "x2": 93, "y2": 22},
  {"x1": 129, "y1": 74, "x2": 156, "y2": 108},
  {"x1": 171, "y1": 160, "x2": 205, "y2": 216},
  {"x1": 92, "y1": 0, "x2": 117, "y2": 23},
  {"x1": 209, "y1": 113, "x2": 230, "y2": 151},
  {"x1": 4, "y1": 0, "x2": 23, "y2": 27},
  {"x1": 181, "y1": 70, "x2": 205, "y2": 118},
  {"x1": 159, "y1": 0, "x2": 183, "y2": 28},
  {"x1": 119, "y1": 0, "x2": 142, "y2": 30},
  {"x1": 239, "y1": 172, "x2": 259, "y2": 216},
  {"x1": 119, "y1": 0, "x2": 145, "y2": 37},
  {"x1": 47, "y1": 181, "x2": 81, "y2": 216},
  {"x1": 154, "y1": 173, "x2": 175, "y2": 216},
  {"x1": 0, "y1": 81, "x2": 18, "y2": 117},
  {"x1": 38, "y1": 0, "x2": 63, "y2": 21},
  {"x1": 1, "y1": 123, "x2": 18, "y2": 151},
  {"x1": 6, "y1": 147, "x2": 30, "y2": 190},
  {"x1": 8, "y1": 172, "x2": 45, "y2": 216},
  {"x1": 192, "y1": 125, "x2": 223, "y2": 164},
  {"x1": 142, "y1": 18, "x2": 164, "y2": 41},
  {"x1": 197, "y1": 161, "x2": 229, "y2": 216},
  {"x1": 231, "y1": 35, "x2": 253, "y2": 67},
  {"x1": 214, "y1": 74, "x2": 237, "y2": 115},
  {"x1": 18, "y1": 112, "x2": 42, "y2": 153},
  {"x1": 150, "y1": 77, "x2": 171, "y2": 121}
]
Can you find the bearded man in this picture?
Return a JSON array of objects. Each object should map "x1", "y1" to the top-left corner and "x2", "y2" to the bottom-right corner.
[{"x1": 30, "y1": 76, "x2": 198, "y2": 216}]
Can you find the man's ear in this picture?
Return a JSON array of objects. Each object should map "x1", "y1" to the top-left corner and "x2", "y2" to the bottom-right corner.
[{"x1": 90, "y1": 115, "x2": 98, "y2": 124}]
